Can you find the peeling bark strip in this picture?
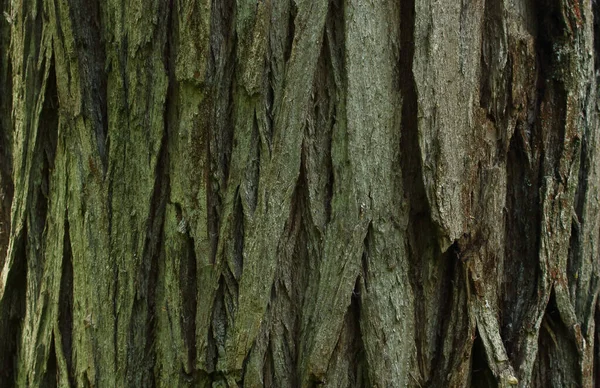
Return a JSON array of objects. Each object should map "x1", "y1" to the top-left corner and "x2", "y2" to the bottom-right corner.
[{"x1": 1, "y1": 0, "x2": 600, "y2": 387}]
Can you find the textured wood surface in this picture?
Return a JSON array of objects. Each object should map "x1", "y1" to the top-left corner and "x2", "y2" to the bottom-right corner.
[{"x1": 0, "y1": 0, "x2": 599, "y2": 387}]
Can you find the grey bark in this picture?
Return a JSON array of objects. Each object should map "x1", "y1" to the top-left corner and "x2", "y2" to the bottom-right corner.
[{"x1": 0, "y1": 0, "x2": 599, "y2": 387}]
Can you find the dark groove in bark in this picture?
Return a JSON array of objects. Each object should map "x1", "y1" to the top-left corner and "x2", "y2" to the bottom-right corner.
[
  {"x1": 567, "y1": 212, "x2": 581, "y2": 298},
  {"x1": 43, "y1": 338, "x2": 58, "y2": 388},
  {"x1": 30, "y1": 58, "x2": 58, "y2": 290},
  {"x1": 205, "y1": 311, "x2": 218, "y2": 375},
  {"x1": 209, "y1": 0, "x2": 236, "y2": 192},
  {"x1": 208, "y1": 0, "x2": 235, "y2": 81},
  {"x1": 136, "y1": 122, "x2": 169, "y2": 386},
  {"x1": 344, "y1": 279, "x2": 368, "y2": 387},
  {"x1": 535, "y1": 1, "x2": 569, "y2": 177},
  {"x1": 163, "y1": 0, "x2": 175, "y2": 83},
  {"x1": 360, "y1": 224, "x2": 372, "y2": 293},
  {"x1": 502, "y1": 100, "x2": 541, "y2": 358},
  {"x1": 247, "y1": 111, "x2": 260, "y2": 214},
  {"x1": 223, "y1": 260, "x2": 239, "y2": 320},
  {"x1": 479, "y1": 0, "x2": 508, "y2": 126},
  {"x1": 573, "y1": 126, "x2": 587, "y2": 224},
  {"x1": 288, "y1": 159, "x2": 312, "y2": 388},
  {"x1": 351, "y1": 276, "x2": 368, "y2": 388},
  {"x1": 533, "y1": 289, "x2": 580, "y2": 386},
  {"x1": 265, "y1": 71, "x2": 275, "y2": 151},
  {"x1": 471, "y1": 327, "x2": 498, "y2": 388},
  {"x1": 398, "y1": 0, "x2": 428, "y2": 240},
  {"x1": 399, "y1": 0, "x2": 445, "y2": 382},
  {"x1": 207, "y1": 0, "x2": 236, "y2": 274},
  {"x1": 308, "y1": 19, "x2": 335, "y2": 228},
  {"x1": 66, "y1": 0, "x2": 108, "y2": 169},
  {"x1": 284, "y1": 1, "x2": 297, "y2": 65},
  {"x1": 210, "y1": 276, "x2": 228, "y2": 373},
  {"x1": 0, "y1": 227, "x2": 27, "y2": 387},
  {"x1": 232, "y1": 192, "x2": 244, "y2": 279},
  {"x1": 208, "y1": 157, "x2": 220, "y2": 268},
  {"x1": 263, "y1": 338, "x2": 275, "y2": 388},
  {"x1": 21, "y1": 0, "x2": 43, "y2": 81},
  {"x1": 323, "y1": 0, "x2": 344, "y2": 232},
  {"x1": 428, "y1": 249, "x2": 461, "y2": 386},
  {"x1": 182, "y1": 233, "x2": 198, "y2": 373},
  {"x1": 58, "y1": 217, "x2": 74, "y2": 386}
]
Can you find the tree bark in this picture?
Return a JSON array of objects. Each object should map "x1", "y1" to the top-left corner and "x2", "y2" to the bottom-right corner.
[{"x1": 1, "y1": 0, "x2": 599, "y2": 387}]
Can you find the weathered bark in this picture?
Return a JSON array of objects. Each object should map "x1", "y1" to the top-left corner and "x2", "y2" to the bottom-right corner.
[{"x1": 1, "y1": 0, "x2": 599, "y2": 387}]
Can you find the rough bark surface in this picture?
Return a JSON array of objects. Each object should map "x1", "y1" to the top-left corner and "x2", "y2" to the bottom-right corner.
[{"x1": 0, "y1": 0, "x2": 599, "y2": 387}]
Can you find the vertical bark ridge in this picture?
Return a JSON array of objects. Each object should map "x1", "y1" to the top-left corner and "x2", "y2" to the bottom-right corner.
[
  {"x1": 192, "y1": 0, "x2": 259, "y2": 378},
  {"x1": 17, "y1": 53, "x2": 59, "y2": 387},
  {"x1": 47, "y1": 0, "x2": 114, "y2": 383},
  {"x1": 300, "y1": 1, "x2": 413, "y2": 385},
  {"x1": 267, "y1": 168, "x2": 310, "y2": 388},
  {"x1": 0, "y1": 0, "x2": 13, "y2": 274},
  {"x1": 399, "y1": 0, "x2": 453, "y2": 383},
  {"x1": 497, "y1": 3, "x2": 544, "y2": 383},
  {"x1": 101, "y1": 0, "x2": 171, "y2": 383},
  {"x1": 0, "y1": 0, "x2": 53, "y2": 382},
  {"x1": 413, "y1": 0, "x2": 484, "y2": 251},
  {"x1": 514, "y1": 1, "x2": 596, "y2": 386},
  {"x1": 567, "y1": 1, "x2": 600, "y2": 385},
  {"x1": 222, "y1": 0, "x2": 328, "y2": 379},
  {"x1": 156, "y1": 203, "x2": 199, "y2": 385},
  {"x1": 0, "y1": 0, "x2": 52, "y2": 301}
]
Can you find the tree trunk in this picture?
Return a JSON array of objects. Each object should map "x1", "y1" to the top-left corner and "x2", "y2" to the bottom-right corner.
[{"x1": 1, "y1": 0, "x2": 599, "y2": 387}]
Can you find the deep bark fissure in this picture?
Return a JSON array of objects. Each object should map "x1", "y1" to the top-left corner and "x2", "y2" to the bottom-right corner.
[
  {"x1": 66, "y1": 0, "x2": 108, "y2": 169},
  {"x1": 209, "y1": 0, "x2": 236, "y2": 192},
  {"x1": 182, "y1": 233, "x2": 198, "y2": 376},
  {"x1": 479, "y1": 0, "x2": 508, "y2": 126},
  {"x1": 30, "y1": 58, "x2": 59, "y2": 290},
  {"x1": 312, "y1": 18, "x2": 335, "y2": 227},
  {"x1": 42, "y1": 337, "x2": 58, "y2": 388},
  {"x1": 231, "y1": 192, "x2": 245, "y2": 281},
  {"x1": 210, "y1": 276, "x2": 228, "y2": 373},
  {"x1": 134, "y1": 125, "x2": 169, "y2": 386},
  {"x1": 58, "y1": 217, "x2": 74, "y2": 386},
  {"x1": 503, "y1": 130, "x2": 542, "y2": 355},
  {"x1": 360, "y1": 224, "x2": 372, "y2": 293},
  {"x1": 283, "y1": 2, "x2": 297, "y2": 65},
  {"x1": 471, "y1": 328, "x2": 498, "y2": 388},
  {"x1": 285, "y1": 153, "x2": 312, "y2": 387},
  {"x1": 428, "y1": 251, "x2": 463, "y2": 386},
  {"x1": 0, "y1": 227, "x2": 27, "y2": 385},
  {"x1": 246, "y1": 112, "x2": 261, "y2": 214},
  {"x1": 348, "y1": 278, "x2": 368, "y2": 388},
  {"x1": 399, "y1": 0, "x2": 449, "y2": 383},
  {"x1": 532, "y1": 289, "x2": 581, "y2": 386}
]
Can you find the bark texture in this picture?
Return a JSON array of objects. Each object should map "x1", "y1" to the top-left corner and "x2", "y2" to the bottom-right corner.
[{"x1": 1, "y1": 0, "x2": 599, "y2": 387}]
